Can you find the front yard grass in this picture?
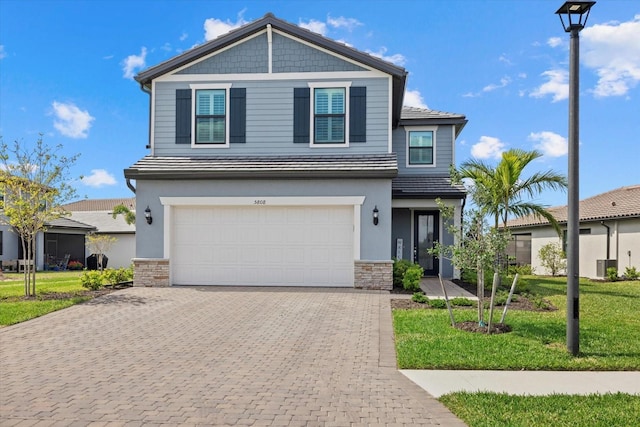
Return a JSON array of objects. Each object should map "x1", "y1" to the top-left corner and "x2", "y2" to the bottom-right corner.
[
  {"x1": 393, "y1": 276, "x2": 640, "y2": 426},
  {"x1": 0, "y1": 271, "x2": 91, "y2": 326}
]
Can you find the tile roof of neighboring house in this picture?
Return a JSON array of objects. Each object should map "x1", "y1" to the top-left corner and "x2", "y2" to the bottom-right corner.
[
  {"x1": 69, "y1": 211, "x2": 135, "y2": 234},
  {"x1": 392, "y1": 176, "x2": 466, "y2": 199},
  {"x1": 506, "y1": 184, "x2": 640, "y2": 228},
  {"x1": 124, "y1": 154, "x2": 398, "y2": 180},
  {"x1": 400, "y1": 106, "x2": 467, "y2": 136},
  {"x1": 62, "y1": 198, "x2": 136, "y2": 212},
  {"x1": 135, "y1": 13, "x2": 407, "y2": 127}
]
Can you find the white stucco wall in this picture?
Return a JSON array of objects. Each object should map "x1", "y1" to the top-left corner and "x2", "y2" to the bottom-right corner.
[{"x1": 86, "y1": 233, "x2": 135, "y2": 269}]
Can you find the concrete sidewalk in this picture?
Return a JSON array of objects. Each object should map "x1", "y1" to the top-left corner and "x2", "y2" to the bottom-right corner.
[{"x1": 401, "y1": 370, "x2": 640, "y2": 398}]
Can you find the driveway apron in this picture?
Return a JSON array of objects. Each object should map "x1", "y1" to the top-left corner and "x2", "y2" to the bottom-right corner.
[{"x1": 0, "y1": 287, "x2": 464, "y2": 426}]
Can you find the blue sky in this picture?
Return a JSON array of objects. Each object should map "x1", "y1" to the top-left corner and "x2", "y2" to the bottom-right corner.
[{"x1": 1, "y1": 0, "x2": 638, "y2": 208}]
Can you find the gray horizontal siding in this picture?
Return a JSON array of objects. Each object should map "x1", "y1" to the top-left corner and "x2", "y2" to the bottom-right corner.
[
  {"x1": 153, "y1": 78, "x2": 390, "y2": 156},
  {"x1": 392, "y1": 126, "x2": 454, "y2": 175}
]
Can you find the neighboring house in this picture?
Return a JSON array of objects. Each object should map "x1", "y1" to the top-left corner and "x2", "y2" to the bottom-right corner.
[
  {"x1": 1, "y1": 216, "x2": 94, "y2": 272},
  {"x1": 506, "y1": 185, "x2": 640, "y2": 278},
  {"x1": 62, "y1": 198, "x2": 136, "y2": 269},
  {"x1": 124, "y1": 13, "x2": 467, "y2": 289}
]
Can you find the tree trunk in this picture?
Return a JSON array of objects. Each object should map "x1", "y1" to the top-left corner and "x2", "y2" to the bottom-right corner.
[
  {"x1": 21, "y1": 237, "x2": 28, "y2": 296},
  {"x1": 30, "y1": 235, "x2": 37, "y2": 296}
]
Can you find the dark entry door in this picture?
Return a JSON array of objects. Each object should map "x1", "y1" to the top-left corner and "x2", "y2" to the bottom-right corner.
[{"x1": 414, "y1": 211, "x2": 439, "y2": 276}]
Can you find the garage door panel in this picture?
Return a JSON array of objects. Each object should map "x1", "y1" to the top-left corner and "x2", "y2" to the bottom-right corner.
[{"x1": 172, "y1": 205, "x2": 354, "y2": 286}]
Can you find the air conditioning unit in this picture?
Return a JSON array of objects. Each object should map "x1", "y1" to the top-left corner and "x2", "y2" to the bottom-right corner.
[{"x1": 596, "y1": 259, "x2": 617, "y2": 277}]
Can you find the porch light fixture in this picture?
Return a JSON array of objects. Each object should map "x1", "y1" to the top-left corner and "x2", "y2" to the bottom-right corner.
[
  {"x1": 144, "y1": 206, "x2": 153, "y2": 225},
  {"x1": 556, "y1": 0, "x2": 595, "y2": 356},
  {"x1": 373, "y1": 206, "x2": 379, "y2": 226}
]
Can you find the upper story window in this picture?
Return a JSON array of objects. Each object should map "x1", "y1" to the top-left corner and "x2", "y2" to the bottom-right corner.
[
  {"x1": 406, "y1": 126, "x2": 438, "y2": 167},
  {"x1": 314, "y1": 88, "x2": 345, "y2": 144},
  {"x1": 195, "y1": 89, "x2": 226, "y2": 144}
]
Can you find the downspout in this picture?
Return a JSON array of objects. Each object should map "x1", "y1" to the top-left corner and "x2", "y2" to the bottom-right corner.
[
  {"x1": 140, "y1": 83, "x2": 152, "y2": 150},
  {"x1": 600, "y1": 220, "x2": 610, "y2": 259},
  {"x1": 126, "y1": 178, "x2": 136, "y2": 194}
]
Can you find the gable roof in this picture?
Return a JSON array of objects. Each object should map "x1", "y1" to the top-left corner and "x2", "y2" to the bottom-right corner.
[
  {"x1": 400, "y1": 106, "x2": 468, "y2": 136},
  {"x1": 506, "y1": 185, "x2": 640, "y2": 228},
  {"x1": 135, "y1": 12, "x2": 408, "y2": 127},
  {"x1": 62, "y1": 198, "x2": 136, "y2": 212}
]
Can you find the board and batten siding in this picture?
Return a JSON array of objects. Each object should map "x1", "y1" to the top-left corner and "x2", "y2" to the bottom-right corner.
[
  {"x1": 392, "y1": 126, "x2": 454, "y2": 175},
  {"x1": 152, "y1": 78, "x2": 390, "y2": 156}
]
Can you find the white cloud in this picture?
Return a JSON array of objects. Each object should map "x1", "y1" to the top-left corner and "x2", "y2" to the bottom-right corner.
[
  {"x1": 299, "y1": 19, "x2": 327, "y2": 36},
  {"x1": 161, "y1": 42, "x2": 172, "y2": 52},
  {"x1": 547, "y1": 37, "x2": 563, "y2": 48},
  {"x1": 81, "y1": 169, "x2": 117, "y2": 188},
  {"x1": 530, "y1": 69, "x2": 568, "y2": 102},
  {"x1": 483, "y1": 76, "x2": 511, "y2": 92},
  {"x1": 204, "y1": 10, "x2": 248, "y2": 41},
  {"x1": 499, "y1": 54, "x2": 512, "y2": 65},
  {"x1": 52, "y1": 101, "x2": 95, "y2": 139},
  {"x1": 366, "y1": 47, "x2": 406, "y2": 66},
  {"x1": 0, "y1": 45, "x2": 6, "y2": 59},
  {"x1": 121, "y1": 47, "x2": 147, "y2": 79},
  {"x1": 582, "y1": 15, "x2": 640, "y2": 98},
  {"x1": 529, "y1": 131, "x2": 567, "y2": 157},
  {"x1": 471, "y1": 136, "x2": 506, "y2": 160},
  {"x1": 403, "y1": 90, "x2": 428, "y2": 109},
  {"x1": 179, "y1": 32, "x2": 188, "y2": 41},
  {"x1": 327, "y1": 16, "x2": 363, "y2": 31}
]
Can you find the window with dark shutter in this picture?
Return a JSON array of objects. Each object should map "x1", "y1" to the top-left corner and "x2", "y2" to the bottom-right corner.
[
  {"x1": 349, "y1": 86, "x2": 366, "y2": 142},
  {"x1": 175, "y1": 89, "x2": 192, "y2": 144},
  {"x1": 293, "y1": 87, "x2": 310, "y2": 143},
  {"x1": 229, "y1": 88, "x2": 246, "y2": 144}
]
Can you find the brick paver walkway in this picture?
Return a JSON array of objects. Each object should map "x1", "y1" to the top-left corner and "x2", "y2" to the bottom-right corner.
[{"x1": 0, "y1": 287, "x2": 464, "y2": 426}]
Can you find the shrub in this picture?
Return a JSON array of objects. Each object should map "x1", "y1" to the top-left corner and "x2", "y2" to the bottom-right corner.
[
  {"x1": 67, "y1": 260, "x2": 83, "y2": 271},
  {"x1": 80, "y1": 270, "x2": 104, "y2": 290},
  {"x1": 429, "y1": 299, "x2": 447, "y2": 309},
  {"x1": 411, "y1": 292, "x2": 428, "y2": 304},
  {"x1": 606, "y1": 267, "x2": 619, "y2": 282},
  {"x1": 393, "y1": 259, "x2": 413, "y2": 286},
  {"x1": 623, "y1": 266, "x2": 639, "y2": 280},
  {"x1": 508, "y1": 264, "x2": 534, "y2": 276},
  {"x1": 103, "y1": 267, "x2": 134, "y2": 285},
  {"x1": 402, "y1": 264, "x2": 424, "y2": 292},
  {"x1": 538, "y1": 243, "x2": 566, "y2": 276},
  {"x1": 451, "y1": 297, "x2": 474, "y2": 307}
]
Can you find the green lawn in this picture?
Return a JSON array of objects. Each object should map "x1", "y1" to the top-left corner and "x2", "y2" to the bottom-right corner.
[
  {"x1": 0, "y1": 271, "x2": 90, "y2": 326},
  {"x1": 393, "y1": 276, "x2": 640, "y2": 426}
]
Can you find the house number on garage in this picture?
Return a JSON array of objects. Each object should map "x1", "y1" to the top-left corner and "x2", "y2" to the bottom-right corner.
[{"x1": 253, "y1": 199, "x2": 267, "y2": 205}]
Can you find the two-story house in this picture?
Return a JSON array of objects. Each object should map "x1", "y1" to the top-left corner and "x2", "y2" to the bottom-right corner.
[{"x1": 124, "y1": 13, "x2": 466, "y2": 289}]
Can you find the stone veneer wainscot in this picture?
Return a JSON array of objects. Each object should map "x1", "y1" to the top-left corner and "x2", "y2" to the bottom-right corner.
[
  {"x1": 133, "y1": 258, "x2": 170, "y2": 287},
  {"x1": 354, "y1": 260, "x2": 393, "y2": 291}
]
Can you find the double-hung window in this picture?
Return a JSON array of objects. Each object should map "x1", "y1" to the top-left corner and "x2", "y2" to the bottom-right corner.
[
  {"x1": 406, "y1": 127, "x2": 437, "y2": 167},
  {"x1": 314, "y1": 88, "x2": 345, "y2": 144},
  {"x1": 196, "y1": 89, "x2": 226, "y2": 144}
]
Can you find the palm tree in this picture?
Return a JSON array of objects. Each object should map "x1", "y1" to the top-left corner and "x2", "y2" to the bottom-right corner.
[{"x1": 459, "y1": 148, "x2": 567, "y2": 233}]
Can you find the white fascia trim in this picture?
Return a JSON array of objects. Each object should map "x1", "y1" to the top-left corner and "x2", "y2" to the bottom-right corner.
[
  {"x1": 273, "y1": 28, "x2": 383, "y2": 74},
  {"x1": 166, "y1": 30, "x2": 267, "y2": 76},
  {"x1": 163, "y1": 204, "x2": 172, "y2": 261},
  {"x1": 150, "y1": 80, "x2": 156, "y2": 155},
  {"x1": 155, "y1": 70, "x2": 385, "y2": 82},
  {"x1": 267, "y1": 24, "x2": 273, "y2": 74},
  {"x1": 353, "y1": 204, "x2": 361, "y2": 260},
  {"x1": 189, "y1": 83, "x2": 233, "y2": 148},
  {"x1": 405, "y1": 126, "x2": 438, "y2": 169},
  {"x1": 160, "y1": 196, "x2": 365, "y2": 206},
  {"x1": 308, "y1": 82, "x2": 352, "y2": 148}
]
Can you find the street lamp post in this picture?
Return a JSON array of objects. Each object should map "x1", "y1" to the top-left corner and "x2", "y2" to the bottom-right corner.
[{"x1": 555, "y1": 1, "x2": 595, "y2": 356}]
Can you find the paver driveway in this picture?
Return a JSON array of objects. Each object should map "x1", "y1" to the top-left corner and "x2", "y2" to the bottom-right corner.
[{"x1": 0, "y1": 287, "x2": 464, "y2": 426}]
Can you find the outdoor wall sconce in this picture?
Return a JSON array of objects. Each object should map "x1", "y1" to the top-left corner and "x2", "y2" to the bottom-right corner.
[
  {"x1": 373, "y1": 206, "x2": 379, "y2": 226},
  {"x1": 144, "y1": 206, "x2": 153, "y2": 225}
]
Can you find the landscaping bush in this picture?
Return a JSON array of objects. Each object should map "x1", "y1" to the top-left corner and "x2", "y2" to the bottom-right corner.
[
  {"x1": 393, "y1": 259, "x2": 413, "y2": 286},
  {"x1": 451, "y1": 297, "x2": 474, "y2": 307},
  {"x1": 412, "y1": 292, "x2": 428, "y2": 304},
  {"x1": 103, "y1": 267, "x2": 133, "y2": 285},
  {"x1": 508, "y1": 264, "x2": 534, "y2": 276},
  {"x1": 402, "y1": 264, "x2": 424, "y2": 292},
  {"x1": 429, "y1": 299, "x2": 447, "y2": 309},
  {"x1": 538, "y1": 243, "x2": 566, "y2": 276},
  {"x1": 623, "y1": 266, "x2": 639, "y2": 280},
  {"x1": 606, "y1": 267, "x2": 619, "y2": 282},
  {"x1": 80, "y1": 270, "x2": 104, "y2": 290}
]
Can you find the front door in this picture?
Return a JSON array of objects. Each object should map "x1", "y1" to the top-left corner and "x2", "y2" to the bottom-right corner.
[{"x1": 414, "y1": 211, "x2": 439, "y2": 276}]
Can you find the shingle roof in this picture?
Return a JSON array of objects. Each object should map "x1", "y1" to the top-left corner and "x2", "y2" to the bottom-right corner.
[
  {"x1": 69, "y1": 211, "x2": 135, "y2": 234},
  {"x1": 46, "y1": 217, "x2": 95, "y2": 231},
  {"x1": 124, "y1": 154, "x2": 398, "y2": 180},
  {"x1": 400, "y1": 106, "x2": 467, "y2": 136},
  {"x1": 62, "y1": 198, "x2": 136, "y2": 212},
  {"x1": 392, "y1": 176, "x2": 466, "y2": 199},
  {"x1": 506, "y1": 184, "x2": 640, "y2": 228}
]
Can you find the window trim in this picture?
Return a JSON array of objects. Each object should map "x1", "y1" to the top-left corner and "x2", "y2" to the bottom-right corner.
[
  {"x1": 190, "y1": 83, "x2": 232, "y2": 148},
  {"x1": 405, "y1": 126, "x2": 438, "y2": 168},
  {"x1": 308, "y1": 81, "x2": 351, "y2": 148}
]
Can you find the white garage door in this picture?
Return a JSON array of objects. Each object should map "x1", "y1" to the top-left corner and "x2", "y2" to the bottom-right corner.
[{"x1": 171, "y1": 205, "x2": 354, "y2": 286}]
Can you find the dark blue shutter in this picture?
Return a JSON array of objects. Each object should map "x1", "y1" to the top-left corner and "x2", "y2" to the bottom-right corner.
[
  {"x1": 229, "y1": 88, "x2": 246, "y2": 144},
  {"x1": 293, "y1": 87, "x2": 310, "y2": 143},
  {"x1": 175, "y1": 89, "x2": 192, "y2": 144},
  {"x1": 349, "y1": 86, "x2": 366, "y2": 143}
]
